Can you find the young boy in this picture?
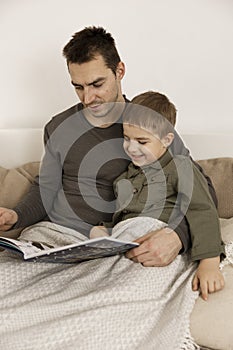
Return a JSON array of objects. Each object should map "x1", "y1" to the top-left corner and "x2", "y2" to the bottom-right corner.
[{"x1": 90, "y1": 91, "x2": 225, "y2": 300}]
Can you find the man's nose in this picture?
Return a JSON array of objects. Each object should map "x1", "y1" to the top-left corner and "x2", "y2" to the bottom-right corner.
[{"x1": 83, "y1": 87, "x2": 95, "y2": 106}]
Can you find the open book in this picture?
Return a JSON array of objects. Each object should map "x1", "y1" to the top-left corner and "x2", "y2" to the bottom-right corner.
[{"x1": 0, "y1": 236, "x2": 139, "y2": 263}]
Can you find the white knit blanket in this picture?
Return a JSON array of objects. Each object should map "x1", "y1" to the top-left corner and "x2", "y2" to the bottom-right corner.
[{"x1": 0, "y1": 218, "x2": 199, "y2": 350}]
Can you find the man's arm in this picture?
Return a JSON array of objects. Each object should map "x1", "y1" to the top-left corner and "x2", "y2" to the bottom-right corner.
[
  {"x1": 171, "y1": 159, "x2": 218, "y2": 255},
  {"x1": 12, "y1": 176, "x2": 48, "y2": 229},
  {"x1": 1, "y1": 192, "x2": 47, "y2": 231},
  {"x1": 167, "y1": 132, "x2": 218, "y2": 253},
  {"x1": 193, "y1": 160, "x2": 218, "y2": 207},
  {"x1": 171, "y1": 130, "x2": 218, "y2": 207}
]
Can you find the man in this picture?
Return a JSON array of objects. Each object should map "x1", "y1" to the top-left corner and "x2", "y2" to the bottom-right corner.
[{"x1": 0, "y1": 26, "x2": 216, "y2": 266}]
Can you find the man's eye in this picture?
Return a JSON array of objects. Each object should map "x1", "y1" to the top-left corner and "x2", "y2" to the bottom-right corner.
[
  {"x1": 93, "y1": 83, "x2": 103, "y2": 88},
  {"x1": 75, "y1": 86, "x2": 83, "y2": 91},
  {"x1": 138, "y1": 141, "x2": 147, "y2": 145}
]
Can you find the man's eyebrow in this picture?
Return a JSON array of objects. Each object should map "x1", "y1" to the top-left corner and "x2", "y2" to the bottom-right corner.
[
  {"x1": 71, "y1": 81, "x2": 81, "y2": 87},
  {"x1": 71, "y1": 77, "x2": 105, "y2": 87}
]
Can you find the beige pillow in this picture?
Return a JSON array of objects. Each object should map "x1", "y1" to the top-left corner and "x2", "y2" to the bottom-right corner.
[
  {"x1": 191, "y1": 159, "x2": 233, "y2": 348},
  {"x1": 0, "y1": 161, "x2": 40, "y2": 208},
  {"x1": 191, "y1": 264, "x2": 233, "y2": 350},
  {"x1": 197, "y1": 157, "x2": 233, "y2": 219},
  {"x1": 190, "y1": 218, "x2": 233, "y2": 350}
]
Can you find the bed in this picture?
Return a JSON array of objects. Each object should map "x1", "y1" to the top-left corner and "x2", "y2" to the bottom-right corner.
[{"x1": 0, "y1": 128, "x2": 232, "y2": 350}]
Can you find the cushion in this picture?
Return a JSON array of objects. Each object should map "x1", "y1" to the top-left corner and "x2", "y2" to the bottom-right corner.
[
  {"x1": 197, "y1": 158, "x2": 233, "y2": 219},
  {"x1": 0, "y1": 161, "x2": 40, "y2": 208},
  {"x1": 191, "y1": 264, "x2": 233, "y2": 350},
  {"x1": 190, "y1": 217, "x2": 233, "y2": 350}
]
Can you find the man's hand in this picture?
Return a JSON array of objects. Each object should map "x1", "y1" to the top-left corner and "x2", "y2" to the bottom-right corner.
[
  {"x1": 0, "y1": 207, "x2": 18, "y2": 231},
  {"x1": 125, "y1": 227, "x2": 182, "y2": 267}
]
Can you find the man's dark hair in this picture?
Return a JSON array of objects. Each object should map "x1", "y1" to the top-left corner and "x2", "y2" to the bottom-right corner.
[{"x1": 63, "y1": 26, "x2": 121, "y2": 75}]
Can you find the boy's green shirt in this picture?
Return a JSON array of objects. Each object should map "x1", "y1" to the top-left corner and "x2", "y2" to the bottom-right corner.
[{"x1": 107, "y1": 150, "x2": 224, "y2": 261}]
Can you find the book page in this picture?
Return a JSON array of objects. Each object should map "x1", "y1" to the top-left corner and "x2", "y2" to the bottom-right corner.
[
  {"x1": 0, "y1": 237, "x2": 43, "y2": 256},
  {"x1": 27, "y1": 237, "x2": 139, "y2": 263}
]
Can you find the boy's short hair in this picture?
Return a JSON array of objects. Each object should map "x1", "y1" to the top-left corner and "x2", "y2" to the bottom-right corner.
[
  {"x1": 131, "y1": 91, "x2": 177, "y2": 126},
  {"x1": 123, "y1": 103, "x2": 174, "y2": 139},
  {"x1": 63, "y1": 26, "x2": 121, "y2": 75}
]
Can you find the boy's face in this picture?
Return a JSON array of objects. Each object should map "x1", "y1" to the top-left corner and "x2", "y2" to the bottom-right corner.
[
  {"x1": 68, "y1": 55, "x2": 125, "y2": 119},
  {"x1": 123, "y1": 124, "x2": 167, "y2": 167}
]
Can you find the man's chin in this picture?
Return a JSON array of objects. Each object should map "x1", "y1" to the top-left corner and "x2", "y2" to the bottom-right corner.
[
  {"x1": 88, "y1": 105, "x2": 114, "y2": 118},
  {"x1": 84, "y1": 100, "x2": 124, "y2": 120}
]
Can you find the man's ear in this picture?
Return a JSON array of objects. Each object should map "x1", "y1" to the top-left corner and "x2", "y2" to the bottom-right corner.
[
  {"x1": 162, "y1": 133, "x2": 174, "y2": 147},
  {"x1": 116, "y1": 61, "x2": 125, "y2": 80}
]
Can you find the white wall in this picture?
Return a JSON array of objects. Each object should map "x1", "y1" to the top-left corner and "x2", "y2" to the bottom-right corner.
[{"x1": 1, "y1": 0, "x2": 233, "y2": 139}]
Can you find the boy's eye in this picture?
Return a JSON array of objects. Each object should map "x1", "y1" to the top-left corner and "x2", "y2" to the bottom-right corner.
[{"x1": 93, "y1": 83, "x2": 103, "y2": 88}]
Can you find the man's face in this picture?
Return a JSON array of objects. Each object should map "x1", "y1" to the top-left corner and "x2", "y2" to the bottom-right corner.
[{"x1": 68, "y1": 55, "x2": 125, "y2": 118}]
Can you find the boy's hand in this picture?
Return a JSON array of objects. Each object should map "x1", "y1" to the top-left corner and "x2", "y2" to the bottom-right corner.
[
  {"x1": 0, "y1": 207, "x2": 18, "y2": 231},
  {"x1": 192, "y1": 256, "x2": 225, "y2": 301}
]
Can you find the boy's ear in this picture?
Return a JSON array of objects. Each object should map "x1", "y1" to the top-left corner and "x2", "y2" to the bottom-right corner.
[
  {"x1": 116, "y1": 61, "x2": 125, "y2": 80},
  {"x1": 162, "y1": 133, "x2": 174, "y2": 147}
]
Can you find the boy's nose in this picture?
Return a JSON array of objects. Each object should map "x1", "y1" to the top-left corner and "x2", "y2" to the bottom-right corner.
[{"x1": 127, "y1": 141, "x2": 138, "y2": 153}]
